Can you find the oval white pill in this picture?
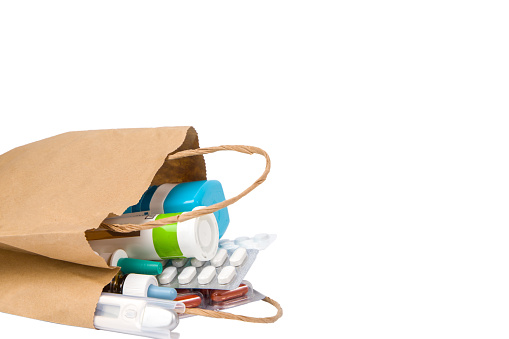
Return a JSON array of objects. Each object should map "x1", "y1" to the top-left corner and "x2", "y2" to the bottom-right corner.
[
  {"x1": 191, "y1": 258, "x2": 205, "y2": 267},
  {"x1": 178, "y1": 266, "x2": 197, "y2": 284},
  {"x1": 229, "y1": 247, "x2": 247, "y2": 266},
  {"x1": 158, "y1": 266, "x2": 178, "y2": 285},
  {"x1": 172, "y1": 258, "x2": 188, "y2": 268},
  {"x1": 198, "y1": 266, "x2": 217, "y2": 284},
  {"x1": 218, "y1": 266, "x2": 236, "y2": 284},
  {"x1": 210, "y1": 249, "x2": 228, "y2": 267}
]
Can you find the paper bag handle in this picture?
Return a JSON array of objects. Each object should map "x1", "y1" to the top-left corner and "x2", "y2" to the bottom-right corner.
[
  {"x1": 100, "y1": 145, "x2": 271, "y2": 233},
  {"x1": 185, "y1": 296, "x2": 283, "y2": 323}
]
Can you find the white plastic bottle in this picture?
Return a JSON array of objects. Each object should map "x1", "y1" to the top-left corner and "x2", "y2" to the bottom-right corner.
[{"x1": 89, "y1": 209, "x2": 219, "y2": 261}]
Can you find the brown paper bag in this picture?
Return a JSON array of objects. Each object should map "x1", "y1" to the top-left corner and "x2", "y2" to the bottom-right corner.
[{"x1": 0, "y1": 126, "x2": 207, "y2": 328}]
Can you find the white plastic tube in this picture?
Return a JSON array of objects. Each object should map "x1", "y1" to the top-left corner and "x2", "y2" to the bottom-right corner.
[{"x1": 94, "y1": 293, "x2": 185, "y2": 339}]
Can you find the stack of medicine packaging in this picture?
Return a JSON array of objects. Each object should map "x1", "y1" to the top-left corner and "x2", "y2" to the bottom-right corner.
[{"x1": 89, "y1": 180, "x2": 267, "y2": 338}]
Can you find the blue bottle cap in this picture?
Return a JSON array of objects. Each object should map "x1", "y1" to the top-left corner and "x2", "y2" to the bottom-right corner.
[{"x1": 163, "y1": 180, "x2": 230, "y2": 238}]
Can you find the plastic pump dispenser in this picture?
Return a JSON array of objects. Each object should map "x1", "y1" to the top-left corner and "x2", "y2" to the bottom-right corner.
[{"x1": 94, "y1": 293, "x2": 184, "y2": 339}]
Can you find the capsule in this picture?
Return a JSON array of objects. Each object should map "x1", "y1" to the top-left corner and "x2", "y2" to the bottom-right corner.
[
  {"x1": 175, "y1": 294, "x2": 203, "y2": 308},
  {"x1": 210, "y1": 284, "x2": 250, "y2": 303}
]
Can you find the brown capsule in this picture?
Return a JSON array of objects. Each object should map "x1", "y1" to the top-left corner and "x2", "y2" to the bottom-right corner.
[
  {"x1": 175, "y1": 294, "x2": 202, "y2": 308},
  {"x1": 210, "y1": 284, "x2": 249, "y2": 303}
]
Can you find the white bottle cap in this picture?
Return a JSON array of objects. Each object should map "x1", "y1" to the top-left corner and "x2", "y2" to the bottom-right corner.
[
  {"x1": 109, "y1": 249, "x2": 128, "y2": 267},
  {"x1": 122, "y1": 274, "x2": 158, "y2": 297},
  {"x1": 177, "y1": 209, "x2": 219, "y2": 261}
]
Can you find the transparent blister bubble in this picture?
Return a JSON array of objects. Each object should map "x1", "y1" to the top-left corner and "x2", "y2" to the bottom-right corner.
[{"x1": 219, "y1": 233, "x2": 277, "y2": 251}]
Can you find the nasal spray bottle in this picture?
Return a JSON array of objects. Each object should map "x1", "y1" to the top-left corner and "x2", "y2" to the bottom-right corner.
[
  {"x1": 95, "y1": 255, "x2": 182, "y2": 338},
  {"x1": 89, "y1": 209, "x2": 219, "y2": 261},
  {"x1": 124, "y1": 180, "x2": 230, "y2": 238}
]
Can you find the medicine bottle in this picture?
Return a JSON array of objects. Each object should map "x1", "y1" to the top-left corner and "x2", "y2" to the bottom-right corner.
[
  {"x1": 104, "y1": 272, "x2": 177, "y2": 301},
  {"x1": 124, "y1": 180, "x2": 230, "y2": 238},
  {"x1": 89, "y1": 210, "x2": 219, "y2": 261}
]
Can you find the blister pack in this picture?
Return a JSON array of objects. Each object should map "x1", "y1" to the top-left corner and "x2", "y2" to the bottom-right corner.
[
  {"x1": 219, "y1": 233, "x2": 277, "y2": 251},
  {"x1": 158, "y1": 248, "x2": 259, "y2": 290},
  {"x1": 176, "y1": 281, "x2": 266, "y2": 318}
]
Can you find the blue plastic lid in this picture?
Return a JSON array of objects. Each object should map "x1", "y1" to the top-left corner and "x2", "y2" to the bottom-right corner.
[{"x1": 163, "y1": 180, "x2": 230, "y2": 238}]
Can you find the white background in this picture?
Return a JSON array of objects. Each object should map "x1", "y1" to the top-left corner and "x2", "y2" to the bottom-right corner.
[{"x1": 1, "y1": 1, "x2": 509, "y2": 338}]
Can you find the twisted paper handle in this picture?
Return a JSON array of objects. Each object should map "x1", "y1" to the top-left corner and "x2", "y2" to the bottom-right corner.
[
  {"x1": 101, "y1": 145, "x2": 271, "y2": 233},
  {"x1": 184, "y1": 297, "x2": 283, "y2": 323}
]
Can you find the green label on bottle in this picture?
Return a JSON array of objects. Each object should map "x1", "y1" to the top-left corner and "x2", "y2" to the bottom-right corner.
[{"x1": 152, "y1": 213, "x2": 184, "y2": 259}]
